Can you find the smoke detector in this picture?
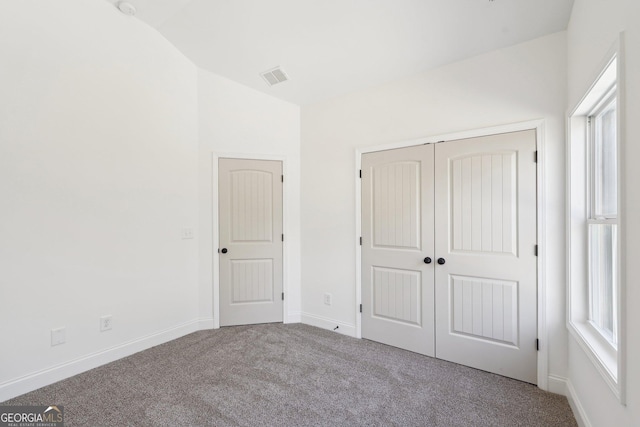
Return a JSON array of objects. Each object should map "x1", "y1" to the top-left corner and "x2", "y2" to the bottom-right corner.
[
  {"x1": 260, "y1": 67, "x2": 289, "y2": 86},
  {"x1": 117, "y1": 1, "x2": 137, "y2": 16}
]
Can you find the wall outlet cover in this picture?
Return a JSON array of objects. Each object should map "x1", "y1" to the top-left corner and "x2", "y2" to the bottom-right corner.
[
  {"x1": 323, "y1": 293, "x2": 332, "y2": 306},
  {"x1": 100, "y1": 315, "x2": 113, "y2": 332},
  {"x1": 51, "y1": 327, "x2": 66, "y2": 346}
]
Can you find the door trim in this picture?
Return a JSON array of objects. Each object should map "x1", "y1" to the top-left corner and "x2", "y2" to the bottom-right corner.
[
  {"x1": 355, "y1": 119, "x2": 548, "y2": 389},
  {"x1": 212, "y1": 152, "x2": 289, "y2": 329}
]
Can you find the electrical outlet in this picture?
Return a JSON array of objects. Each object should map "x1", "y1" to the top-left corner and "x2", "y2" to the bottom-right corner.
[
  {"x1": 51, "y1": 327, "x2": 66, "y2": 346},
  {"x1": 100, "y1": 315, "x2": 112, "y2": 332},
  {"x1": 181, "y1": 227, "x2": 194, "y2": 239},
  {"x1": 323, "y1": 293, "x2": 332, "y2": 306}
]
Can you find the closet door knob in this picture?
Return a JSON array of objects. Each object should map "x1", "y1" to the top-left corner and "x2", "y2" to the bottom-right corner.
[
  {"x1": 423, "y1": 257, "x2": 432, "y2": 264},
  {"x1": 221, "y1": 248, "x2": 228, "y2": 254},
  {"x1": 437, "y1": 258, "x2": 446, "y2": 265}
]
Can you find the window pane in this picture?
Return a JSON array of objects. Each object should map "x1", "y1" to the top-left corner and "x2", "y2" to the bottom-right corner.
[
  {"x1": 593, "y1": 100, "x2": 617, "y2": 217},
  {"x1": 589, "y1": 223, "x2": 617, "y2": 344}
]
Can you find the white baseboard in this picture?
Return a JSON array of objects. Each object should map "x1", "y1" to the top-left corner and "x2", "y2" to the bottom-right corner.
[
  {"x1": 301, "y1": 312, "x2": 356, "y2": 337},
  {"x1": 198, "y1": 317, "x2": 215, "y2": 330},
  {"x1": 547, "y1": 374, "x2": 568, "y2": 395},
  {"x1": 286, "y1": 311, "x2": 302, "y2": 323},
  {"x1": 565, "y1": 379, "x2": 592, "y2": 427},
  {"x1": 546, "y1": 375, "x2": 591, "y2": 427},
  {"x1": 0, "y1": 319, "x2": 202, "y2": 402}
]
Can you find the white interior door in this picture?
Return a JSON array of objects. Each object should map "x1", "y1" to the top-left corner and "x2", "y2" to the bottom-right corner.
[
  {"x1": 361, "y1": 145, "x2": 435, "y2": 356},
  {"x1": 434, "y1": 130, "x2": 538, "y2": 384},
  {"x1": 218, "y1": 158, "x2": 283, "y2": 326},
  {"x1": 360, "y1": 130, "x2": 537, "y2": 383}
]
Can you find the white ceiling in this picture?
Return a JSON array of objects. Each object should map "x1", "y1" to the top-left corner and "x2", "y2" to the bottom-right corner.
[{"x1": 108, "y1": 0, "x2": 574, "y2": 106}]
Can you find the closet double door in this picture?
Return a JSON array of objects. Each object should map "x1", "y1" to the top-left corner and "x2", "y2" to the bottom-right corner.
[{"x1": 361, "y1": 130, "x2": 537, "y2": 384}]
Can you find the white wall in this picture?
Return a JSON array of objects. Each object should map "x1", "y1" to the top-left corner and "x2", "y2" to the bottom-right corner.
[
  {"x1": 0, "y1": 0, "x2": 199, "y2": 401},
  {"x1": 197, "y1": 70, "x2": 301, "y2": 325},
  {"x1": 301, "y1": 32, "x2": 569, "y2": 380},
  {"x1": 566, "y1": 0, "x2": 640, "y2": 425}
]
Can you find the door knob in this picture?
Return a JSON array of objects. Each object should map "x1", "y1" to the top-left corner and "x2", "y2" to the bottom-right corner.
[
  {"x1": 221, "y1": 248, "x2": 228, "y2": 254},
  {"x1": 423, "y1": 257, "x2": 432, "y2": 264},
  {"x1": 437, "y1": 258, "x2": 446, "y2": 265}
]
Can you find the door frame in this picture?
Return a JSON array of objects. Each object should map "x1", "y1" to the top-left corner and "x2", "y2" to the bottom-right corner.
[
  {"x1": 355, "y1": 119, "x2": 548, "y2": 389},
  {"x1": 212, "y1": 152, "x2": 289, "y2": 329}
]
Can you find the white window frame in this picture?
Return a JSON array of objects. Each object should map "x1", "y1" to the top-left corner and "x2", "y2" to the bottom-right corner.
[
  {"x1": 586, "y1": 90, "x2": 618, "y2": 347},
  {"x1": 567, "y1": 40, "x2": 626, "y2": 404}
]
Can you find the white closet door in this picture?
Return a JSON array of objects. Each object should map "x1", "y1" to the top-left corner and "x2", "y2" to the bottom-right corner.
[
  {"x1": 434, "y1": 130, "x2": 538, "y2": 384},
  {"x1": 361, "y1": 145, "x2": 435, "y2": 356},
  {"x1": 219, "y1": 158, "x2": 283, "y2": 326}
]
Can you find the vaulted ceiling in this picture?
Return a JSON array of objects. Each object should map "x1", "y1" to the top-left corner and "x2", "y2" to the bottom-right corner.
[{"x1": 108, "y1": 0, "x2": 575, "y2": 105}]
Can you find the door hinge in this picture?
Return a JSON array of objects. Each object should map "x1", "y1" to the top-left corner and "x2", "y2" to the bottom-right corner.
[
  {"x1": 536, "y1": 339, "x2": 540, "y2": 351},
  {"x1": 359, "y1": 304, "x2": 362, "y2": 313},
  {"x1": 534, "y1": 151, "x2": 538, "y2": 163},
  {"x1": 535, "y1": 245, "x2": 538, "y2": 256},
  {"x1": 282, "y1": 292, "x2": 285, "y2": 301},
  {"x1": 281, "y1": 174, "x2": 284, "y2": 182},
  {"x1": 359, "y1": 169, "x2": 362, "y2": 179},
  {"x1": 359, "y1": 236, "x2": 362, "y2": 246},
  {"x1": 282, "y1": 234, "x2": 284, "y2": 242}
]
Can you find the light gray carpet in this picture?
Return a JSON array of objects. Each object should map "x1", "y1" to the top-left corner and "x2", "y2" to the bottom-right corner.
[{"x1": 3, "y1": 323, "x2": 577, "y2": 426}]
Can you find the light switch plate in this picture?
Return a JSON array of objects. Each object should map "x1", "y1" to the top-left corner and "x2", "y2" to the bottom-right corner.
[
  {"x1": 181, "y1": 228, "x2": 194, "y2": 239},
  {"x1": 51, "y1": 327, "x2": 66, "y2": 346}
]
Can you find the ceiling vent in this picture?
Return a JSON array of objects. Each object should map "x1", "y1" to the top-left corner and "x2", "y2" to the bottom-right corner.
[{"x1": 260, "y1": 67, "x2": 289, "y2": 86}]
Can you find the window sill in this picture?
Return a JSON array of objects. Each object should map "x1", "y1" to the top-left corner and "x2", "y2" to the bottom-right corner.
[{"x1": 568, "y1": 320, "x2": 620, "y2": 400}]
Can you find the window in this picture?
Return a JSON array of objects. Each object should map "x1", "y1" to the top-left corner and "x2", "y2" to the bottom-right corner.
[
  {"x1": 567, "y1": 53, "x2": 624, "y2": 401},
  {"x1": 587, "y1": 92, "x2": 617, "y2": 347}
]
